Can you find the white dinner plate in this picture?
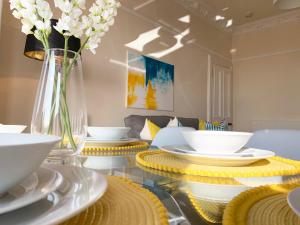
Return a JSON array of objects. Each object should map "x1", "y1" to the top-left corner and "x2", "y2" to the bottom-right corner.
[
  {"x1": 0, "y1": 167, "x2": 63, "y2": 215},
  {"x1": 161, "y1": 145, "x2": 275, "y2": 166},
  {"x1": 287, "y1": 187, "x2": 300, "y2": 218},
  {"x1": 84, "y1": 137, "x2": 139, "y2": 147},
  {"x1": 0, "y1": 164, "x2": 107, "y2": 225},
  {"x1": 175, "y1": 145, "x2": 267, "y2": 156}
]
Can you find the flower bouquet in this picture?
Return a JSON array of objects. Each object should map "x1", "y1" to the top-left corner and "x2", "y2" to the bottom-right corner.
[{"x1": 10, "y1": 0, "x2": 120, "y2": 155}]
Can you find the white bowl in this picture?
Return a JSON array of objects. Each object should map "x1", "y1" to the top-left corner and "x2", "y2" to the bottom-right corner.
[
  {"x1": 182, "y1": 131, "x2": 253, "y2": 154},
  {"x1": 0, "y1": 134, "x2": 60, "y2": 194},
  {"x1": 185, "y1": 181, "x2": 250, "y2": 202},
  {"x1": 0, "y1": 125, "x2": 27, "y2": 133},
  {"x1": 87, "y1": 127, "x2": 131, "y2": 140}
]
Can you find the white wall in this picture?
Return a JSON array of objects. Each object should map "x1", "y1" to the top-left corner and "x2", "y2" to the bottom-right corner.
[
  {"x1": 232, "y1": 15, "x2": 300, "y2": 131},
  {"x1": 0, "y1": 0, "x2": 232, "y2": 128}
]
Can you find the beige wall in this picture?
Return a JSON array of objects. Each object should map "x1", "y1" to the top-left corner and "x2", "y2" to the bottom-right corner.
[
  {"x1": 232, "y1": 19, "x2": 300, "y2": 131},
  {"x1": 0, "y1": 0, "x2": 231, "y2": 129}
]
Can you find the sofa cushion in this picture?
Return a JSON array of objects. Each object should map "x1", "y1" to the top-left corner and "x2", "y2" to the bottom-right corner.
[
  {"x1": 124, "y1": 115, "x2": 199, "y2": 138},
  {"x1": 140, "y1": 119, "x2": 161, "y2": 140}
]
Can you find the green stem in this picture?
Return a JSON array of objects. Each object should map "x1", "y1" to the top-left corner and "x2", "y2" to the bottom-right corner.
[
  {"x1": 60, "y1": 94, "x2": 76, "y2": 149},
  {"x1": 60, "y1": 36, "x2": 77, "y2": 150},
  {"x1": 41, "y1": 31, "x2": 49, "y2": 51},
  {"x1": 65, "y1": 37, "x2": 89, "y2": 78},
  {"x1": 47, "y1": 70, "x2": 59, "y2": 134}
]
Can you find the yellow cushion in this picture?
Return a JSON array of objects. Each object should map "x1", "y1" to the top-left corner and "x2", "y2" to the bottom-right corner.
[
  {"x1": 199, "y1": 119, "x2": 206, "y2": 130},
  {"x1": 140, "y1": 119, "x2": 161, "y2": 140},
  {"x1": 147, "y1": 119, "x2": 161, "y2": 139}
]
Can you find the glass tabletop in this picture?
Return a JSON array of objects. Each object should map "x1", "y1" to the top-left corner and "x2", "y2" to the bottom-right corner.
[{"x1": 71, "y1": 150, "x2": 300, "y2": 225}]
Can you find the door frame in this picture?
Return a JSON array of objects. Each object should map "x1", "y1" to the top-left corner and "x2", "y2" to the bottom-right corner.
[{"x1": 207, "y1": 55, "x2": 233, "y2": 123}]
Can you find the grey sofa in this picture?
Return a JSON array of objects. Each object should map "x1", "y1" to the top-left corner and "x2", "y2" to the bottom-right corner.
[{"x1": 124, "y1": 115, "x2": 199, "y2": 138}]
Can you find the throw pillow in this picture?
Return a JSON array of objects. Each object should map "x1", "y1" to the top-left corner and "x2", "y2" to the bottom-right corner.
[
  {"x1": 199, "y1": 119, "x2": 227, "y2": 131},
  {"x1": 140, "y1": 119, "x2": 161, "y2": 140},
  {"x1": 167, "y1": 117, "x2": 182, "y2": 127}
]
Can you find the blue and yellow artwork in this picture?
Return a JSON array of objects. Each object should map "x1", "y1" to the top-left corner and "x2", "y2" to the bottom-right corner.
[{"x1": 127, "y1": 52, "x2": 174, "y2": 111}]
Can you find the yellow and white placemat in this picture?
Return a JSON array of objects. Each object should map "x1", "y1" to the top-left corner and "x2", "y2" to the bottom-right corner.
[
  {"x1": 60, "y1": 176, "x2": 169, "y2": 225},
  {"x1": 136, "y1": 150, "x2": 300, "y2": 178},
  {"x1": 82, "y1": 141, "x2": 149, "y2": 154},
  {"x1": 223, "y1": 183, "x2": 300, "y2": 225}
]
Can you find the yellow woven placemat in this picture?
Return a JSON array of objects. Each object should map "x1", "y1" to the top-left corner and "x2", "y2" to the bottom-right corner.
[
  {"x1": 81, "y1": 149, "x2": 142, "y2": 156},
  {"x1": 223, "y1": 183, "x2": 300, "y2": 225},
  {"x1": 60, "y1": 176, "x2": 169, "y2": 225},
  {"x1": 188, "y1": 192, "x2": 226, "y2": 224},
  {"x1": 82, "y1": 141, "x2": 149, "y2": 154},
  {"x1": 136, "y1": 150, "x2": 300, "y2": 178}
]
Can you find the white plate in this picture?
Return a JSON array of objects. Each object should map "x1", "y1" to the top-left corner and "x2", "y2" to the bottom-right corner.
[
  {"x1": 0, "y1": 165, "x2": 107, "y2": 225},
  {"x1": 84, "y1": 137, "x2": 139, "y2": 147},
  {"x1": 161, "y1": 145, "x2": 275, "y2": 166},
  {"x1": 287, "y1": 187, "x2": 300, "y2": 218},
  {"x1": 175, "y1": 145, "x2": 267, "y2": 156},
  {"x1": 0, "y1": 125, "x2": 27, "y2": 133},
  {"x1": 0, "y1": 167, "x2": 62, "y2": 215}
]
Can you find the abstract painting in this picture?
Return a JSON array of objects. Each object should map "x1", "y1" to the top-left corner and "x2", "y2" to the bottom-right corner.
[{"x1": 127, "y1": 52, "x2": 174, "y2": 111}]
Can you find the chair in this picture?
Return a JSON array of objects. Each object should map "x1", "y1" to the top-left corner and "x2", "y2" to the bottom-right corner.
[
  {"x1": 151, "y1": 127, "x2": 195, "y2": 148},
  {"x1": 245, "y1": 129, "x2": 300, "y2": 160}
]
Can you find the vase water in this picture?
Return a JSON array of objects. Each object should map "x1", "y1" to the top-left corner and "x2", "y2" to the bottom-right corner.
[{"x1": 31, "y1": 48, "x2": 87, "y2": 159}]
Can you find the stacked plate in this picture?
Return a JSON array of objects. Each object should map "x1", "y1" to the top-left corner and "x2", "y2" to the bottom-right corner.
[
  {"x1": 0, "y1": 134, "x2": 107, "y2": 225},
  {"x1": 86, "y1": 126, "x2": 138, "y2": 147},
  {"x1": 161, "y1": 131, "x2": 275, "y2": 166}
]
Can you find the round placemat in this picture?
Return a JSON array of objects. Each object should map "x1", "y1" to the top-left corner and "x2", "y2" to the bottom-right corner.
[
  {"x1": 82, "y1": 141, "x2": 149, "y2": 153},
  {"x1": 82, "y1": 149, "x2": 142, "y2": 156},
  {"x1": 136, "y1": 150, "x2": 300, "y2": 178},
  {"x1": 60, "y1": 176, "x2": 169, "y2": 225},
  {"x1": 223, "y1": 183, "x2": 300, "y2": 225}
]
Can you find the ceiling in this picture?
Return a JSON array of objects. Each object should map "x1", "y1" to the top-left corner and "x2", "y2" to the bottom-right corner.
[{"x1": 201, "y1": 0, "x2": 298, "y2": 26}]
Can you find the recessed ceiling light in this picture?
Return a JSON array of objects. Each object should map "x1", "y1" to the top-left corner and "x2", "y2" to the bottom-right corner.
[{"x1": 222, "y1": 7, "x2": 229, "y2": 11}]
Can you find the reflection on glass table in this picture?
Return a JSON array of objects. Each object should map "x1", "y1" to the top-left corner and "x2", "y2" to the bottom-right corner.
[{"x1": 77, "y1": 152, "x2": 300, "y2": 225}]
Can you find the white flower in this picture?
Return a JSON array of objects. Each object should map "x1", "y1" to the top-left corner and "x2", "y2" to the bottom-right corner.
[
  {"x1": 83, "y1": 0, "x2": 120, "y2": 53},
  {"x1": 12, "y1": 10, "x2": 21, "y2": 19},
  {"x1": 21, "y1": 18, "x2": 34, "y2": 34},
  {"x1": 19, "y1": 0, "x2": 35, "y2": 9},
  {"x1": 10, "y1": 0, "x2": 53, "y2": 43},
  {"x1": 11, "y1": 0, "x2": 120, "y2": 54},
  {"x1": 54, "y1": 0, "x2": 73, "y2": 13},
  {"x1": 75, "y1": 0, "x2": 86, "y2": 9},
  {"x1": 54, "y1": 14, "x2": 71, "y2": 33},
  {"x1": 35, "y1": 20, "x2": 51, "y2": 31},
  {"x1": 36, "y1": 0, "x2": 53, "y2": 20}
]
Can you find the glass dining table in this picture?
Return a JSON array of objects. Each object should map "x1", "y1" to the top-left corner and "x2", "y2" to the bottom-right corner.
[{"x1": 68, "y1": 147, "x2": 300, "y2": 225}]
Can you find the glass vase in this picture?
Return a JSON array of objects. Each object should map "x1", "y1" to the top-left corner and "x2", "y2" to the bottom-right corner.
[{"x1": 31, "y1": 48, "x2": 87, "y2": 159}]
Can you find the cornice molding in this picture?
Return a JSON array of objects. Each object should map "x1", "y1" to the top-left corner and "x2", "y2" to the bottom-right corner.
[{"x1": 233, "y1": 9, "x2": 300, "y2": 35}]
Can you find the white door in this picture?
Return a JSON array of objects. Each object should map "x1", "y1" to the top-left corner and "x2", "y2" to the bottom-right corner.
[{"x1": 207, "y1": 56, "x2": 233, "y2": 125}]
